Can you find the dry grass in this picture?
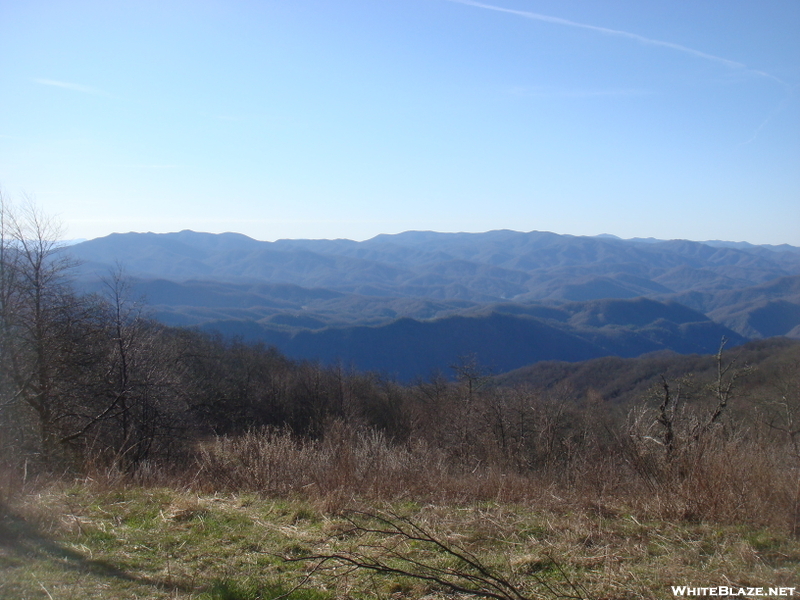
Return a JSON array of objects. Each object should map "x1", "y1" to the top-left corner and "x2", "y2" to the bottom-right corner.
[
  {"x1": 179, "y1": 427, "x2": 799, "y2": 532},
  {"x1": 1, "y1": 481, "x2": 798, "y2": 600}
]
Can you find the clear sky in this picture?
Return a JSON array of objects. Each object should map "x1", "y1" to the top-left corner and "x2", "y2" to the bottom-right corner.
[{"x1": 1, "y1": 0, "x2": 798, "y2": 245}]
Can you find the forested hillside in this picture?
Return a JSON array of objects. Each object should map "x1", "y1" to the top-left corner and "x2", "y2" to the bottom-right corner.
[
  {"x1": 203, "y1": 300, "x2": 745, "y2": 380},
  {"x1": 63, "y1": 229, "x2": 800, "y2": 379}
]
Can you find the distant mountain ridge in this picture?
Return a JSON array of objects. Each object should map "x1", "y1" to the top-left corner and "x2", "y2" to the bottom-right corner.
[
  {"x1": 65, "y1": 229, "x2": 800, "y2": 379},
  {"x1": 68, "y1": 229, "x2": 800, "y2": 297}
]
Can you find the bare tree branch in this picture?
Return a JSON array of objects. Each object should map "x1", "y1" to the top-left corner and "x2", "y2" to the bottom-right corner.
[{"x1": 287, "y1": 510, "x2": 588, "y2": 600}]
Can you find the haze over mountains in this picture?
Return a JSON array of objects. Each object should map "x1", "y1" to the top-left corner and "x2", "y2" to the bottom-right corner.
[{"x1": 65, "y1": 230, "x2": 800, "y2": 380}]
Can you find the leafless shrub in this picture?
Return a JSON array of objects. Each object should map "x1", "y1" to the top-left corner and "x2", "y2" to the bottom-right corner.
[
  {"x1": 289, "y1": 509, "x2": 589, "y2": 600},
  {"x1": 620, "y1": 345, "x2": 796, "y2": 528}
]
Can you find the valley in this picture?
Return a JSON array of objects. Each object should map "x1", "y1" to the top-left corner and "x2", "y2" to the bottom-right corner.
[{"x1": 66, "y1": 229, "x2": 800, "y2": 379}]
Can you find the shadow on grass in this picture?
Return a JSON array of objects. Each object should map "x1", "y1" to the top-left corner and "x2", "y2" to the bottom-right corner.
[{"x1": 0, "y1": 500, "x2": 194, "y2": 594}]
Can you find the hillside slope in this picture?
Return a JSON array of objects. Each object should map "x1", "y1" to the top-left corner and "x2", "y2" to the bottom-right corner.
[{"x1": 201, "y1": 298, "x2": 745, "y2": 380}]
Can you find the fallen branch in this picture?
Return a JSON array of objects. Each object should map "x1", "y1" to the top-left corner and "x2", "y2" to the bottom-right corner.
[{"x1": 286, "y1": 510, "x2": 588, "y2": 600}]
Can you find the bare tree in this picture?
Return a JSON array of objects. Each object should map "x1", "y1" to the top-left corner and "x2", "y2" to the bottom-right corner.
[
  {"x1": 692, "y1": 337, "x2": 751, "y2": 441},
  {"x1": 0, "y1": 193, "x2": 20, "y2": 410},
  {"x1": 56, "y1": 267, "x2": 154, "y2": 467},
  {"x1": 0, "y1": 196, "x2": 107, "y2": 467},
  {"x1": 0, "y1": 193, "x2": 27, "y2": 464},
  {"x1": 0, "y1": 198, "x2": 76, "y2": 459}
]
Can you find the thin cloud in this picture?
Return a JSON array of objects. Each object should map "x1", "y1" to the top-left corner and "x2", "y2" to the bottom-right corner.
[
  {"x1": 447, "y1": 0, "x2": 785, "y2": 85},
  {"x1": 33, "y1": 78, "x2": 113, "y2": 97},
  {"x1": 736, "y1": 85, "x2": 797, "y2": 146}
]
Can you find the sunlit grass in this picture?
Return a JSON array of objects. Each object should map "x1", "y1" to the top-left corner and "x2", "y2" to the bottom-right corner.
[{"x1": 2, "y1": 483, "x2": 798, "y2": 599}]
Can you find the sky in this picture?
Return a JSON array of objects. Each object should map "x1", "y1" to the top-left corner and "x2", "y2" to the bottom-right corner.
[{"x1": 1, "y1": 0, "x2": 798, "y2": 245}]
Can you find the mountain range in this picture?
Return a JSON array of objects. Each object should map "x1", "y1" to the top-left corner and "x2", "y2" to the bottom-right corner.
[{"x1": 65, "y1": 229, "x2": 800, "y2": 379}]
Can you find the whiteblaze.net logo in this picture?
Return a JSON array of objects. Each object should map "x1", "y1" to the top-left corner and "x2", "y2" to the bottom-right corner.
[{"x1": 672, "y1": 587, "x2": 796, "y2": 597}]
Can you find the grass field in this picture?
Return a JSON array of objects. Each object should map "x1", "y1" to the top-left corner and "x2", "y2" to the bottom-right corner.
[{"x1": 1, "y1": 481, "x2": 798, "y2": 600}]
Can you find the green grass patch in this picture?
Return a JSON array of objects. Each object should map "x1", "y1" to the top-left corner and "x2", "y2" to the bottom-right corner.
[
  {"x1": 202, "y1": 578, "x2": 332, "y2": 600},
  {"x1": 2, "y1": 483, "x2": 799, "y2": 599}
]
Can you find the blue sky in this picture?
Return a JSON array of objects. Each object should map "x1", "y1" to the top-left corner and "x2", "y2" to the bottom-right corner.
[{"x1": 1, "y1": 0, "x2": 798, "y2": 244}]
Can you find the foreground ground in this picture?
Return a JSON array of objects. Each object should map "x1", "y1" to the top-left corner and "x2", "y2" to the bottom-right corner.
[{"x1": 1, "y1": 484, "x2": 798, "y2": 600}]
